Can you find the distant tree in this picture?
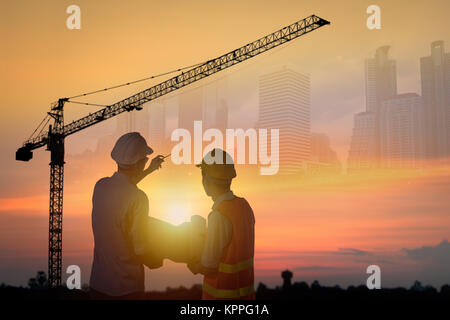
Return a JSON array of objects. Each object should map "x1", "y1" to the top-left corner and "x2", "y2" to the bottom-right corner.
[
  {"x1": 36, "y1": 271, "x2": 47, "y2": 287},
  {"x1": 257, "y1": 282, "x2": 267, "y2": 291},
  {"x1": 441, "y1": 284, "x2": 450, "y2": 295},
  {"x1": 28, "y1": 278, "x2": 37, "y2": 289},
  {"x1": 423, "y1": 285, "x2": 437, "y2": 294},
  {"x1": 28, "y1": 271, "x2": 47, "y2": 289},
  {"x1": 292, "y1": 281, "x2": 309, "y2": 291},
  {"x1": 311, "y1": 280, "x2": 321, "y2": 289},
  {"x1": 411, "y1": 280, "x2": 424, "y2": 292},
  {"x1": 356, "y1": 284, "x2": 369, "y2": 291}
]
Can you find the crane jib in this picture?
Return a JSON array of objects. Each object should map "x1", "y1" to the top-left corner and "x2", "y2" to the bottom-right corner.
[{"x1": 17, "y1": 14, "x2": 329, "y2": 156}]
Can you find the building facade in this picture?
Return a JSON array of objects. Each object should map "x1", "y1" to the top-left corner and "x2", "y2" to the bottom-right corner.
[
  {"x1": 420, "y1": 40, "x2": 450, "y2": 160},
  {"x1": 365, "y1": 46, "x2": 398, "y2": 114},
  {"x1": 380, "y1": 93, "x2": 425, "y2": 168},
  {"x1": 348, "y1": 46, "x2": 398, "y2": 170},
  {"x1": 178, "y1": 86, "x2": 204, "y2": 134},
  {"x1": 258, "y1": 66, "x2": 310, "y2": 174},
  {"x1": 348, "y1": 112, "x2": 377, "y2": 170}
]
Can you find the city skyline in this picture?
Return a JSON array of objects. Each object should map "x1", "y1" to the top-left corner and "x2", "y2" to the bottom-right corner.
[
  {"x1": 348, "y1": 41, "x2": 450, "y2": 170},
  {"x1": 2, "y1": 0, "x2": 449, "y2": 291}
]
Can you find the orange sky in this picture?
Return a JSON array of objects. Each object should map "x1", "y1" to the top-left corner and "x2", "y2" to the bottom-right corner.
[{"x1": 1, "y1": 0, "x2": 450, "y2": 289}]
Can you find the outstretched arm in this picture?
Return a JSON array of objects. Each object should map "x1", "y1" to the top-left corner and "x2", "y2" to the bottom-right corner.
[{"x1": 135, "y1": 155, "x2": 165, "y2": 184}]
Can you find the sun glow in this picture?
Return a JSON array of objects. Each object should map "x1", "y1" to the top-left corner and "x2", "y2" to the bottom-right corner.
[{"x1": 167, "y1": 203, "x2": 190, "y2": 225}]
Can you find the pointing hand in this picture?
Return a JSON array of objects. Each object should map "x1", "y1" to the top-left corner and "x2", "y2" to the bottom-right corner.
[{"x1": 148, "y1": 155, "x2": 165, "y2": 173}]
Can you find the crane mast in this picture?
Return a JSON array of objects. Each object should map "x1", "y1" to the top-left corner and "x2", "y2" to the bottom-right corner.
[
  {"x1": 47, "y1": 99, "x2": 66, "y2": 287},
  {"x1": 16, "y1": 14, "x2": 329, "y2": 287}
]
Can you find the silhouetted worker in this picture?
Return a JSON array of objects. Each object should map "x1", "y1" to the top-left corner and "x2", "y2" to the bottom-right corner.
[
  {"x1": 89, "y1": 132, "x2": 165, "y2": 299},
  {"x1": 188, "y1": 148, "x2": 256, "y2": 300}
]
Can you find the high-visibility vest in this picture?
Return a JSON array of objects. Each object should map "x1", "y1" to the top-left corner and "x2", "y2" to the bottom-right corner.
[{"x1": 202, "y1": 197, "x2": 255, "y2": 300}]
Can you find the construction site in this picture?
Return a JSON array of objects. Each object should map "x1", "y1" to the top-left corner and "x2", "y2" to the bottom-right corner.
[{"x1": 1, "y1": 0, "x2": 449, "y2": 314}]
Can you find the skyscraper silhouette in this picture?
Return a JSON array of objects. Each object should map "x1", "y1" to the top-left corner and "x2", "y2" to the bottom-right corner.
[
  {"x1": 310, "y1": 133, "x2": 339, "y2": 164},
  {"x1": 258, "y1": 66, "x2": 310, "y2": 174},
  {"x1": 204, "y1": 76, "x2": 229, "y2": 132},
  {"x1": 420, "y1": 41, "x2": 450, "y2": 160},
  {"x1": 365, "y1": 46, "x2": 397, "y2": 113},
  {"x1": 348, "y1": 112, "x2": 377, "y2": 170},
  {"x1": 348, "y1": 46, "x2": 398, "y2": 170},
  {"x1": 116, "y1": 112, "x2": 137, "y2": 134},
  {"x1": 178, "y1": 87, "x2": 204, "y2": 134},
  {"x1": 148, "y1": 101, "x2": 166, "y2": 152},
  {"x1": 380, "y1": 93, "x2": 425, "y2": 167},
  {"x1": 215, "y1": 99, "x2": 228, "y2": 133}
]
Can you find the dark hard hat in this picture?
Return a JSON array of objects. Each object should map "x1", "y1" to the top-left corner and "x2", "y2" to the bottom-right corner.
[
  {"x1": 196, "y1": 148, "x2": 236, "y2": 181},
  {"x1": 111, "y1": 132, "x2": 153, "y2": 167}
]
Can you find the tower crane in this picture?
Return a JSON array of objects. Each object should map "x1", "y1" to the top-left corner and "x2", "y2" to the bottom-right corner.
[{"x1": 15, "y1": 14, "x2": 329, "y2": 287}]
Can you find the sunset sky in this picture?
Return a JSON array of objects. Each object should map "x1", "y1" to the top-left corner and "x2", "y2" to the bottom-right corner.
[{"x1": 1, "y1": 0, "x2": 449, "y2": 290}]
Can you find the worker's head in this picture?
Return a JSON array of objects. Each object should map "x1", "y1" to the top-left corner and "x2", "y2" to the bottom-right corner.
[
  {"x1": 111, "y1": 132, "x2": 153, "y2": 177},
  {"x1": 196, "y1": 148, "x2": 236, "y2": 199}
]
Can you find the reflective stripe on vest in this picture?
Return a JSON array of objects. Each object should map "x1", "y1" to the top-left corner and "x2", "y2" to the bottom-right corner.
[
  {"x1": 218, "y1": 258, "x2": 253, "y2": 274},
  {"x1": 203, "y1": 282, "x2": 254, "y2": 299}
]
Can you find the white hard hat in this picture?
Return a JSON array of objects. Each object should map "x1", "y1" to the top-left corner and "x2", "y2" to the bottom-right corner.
[{"x1": 111, "y1": 132, "x2": 153, "y2": 167}]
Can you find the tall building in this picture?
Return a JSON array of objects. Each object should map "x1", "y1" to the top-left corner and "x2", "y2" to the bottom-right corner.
[
  {"x1": 348, "y1": 46, "x2": 398, "y2": 170},
  {"x1": 204, "y1": 76, "x2": 229, "y2": 132},
  {"x1": 420, "y1": 40, "x2": 450, "y2": 160},
  {"x1": 348, "y1": 112, "x2": 377, "y2": 170},
  {"x1": 379, "y1": 93, "x2": 425, "y2": 167},
  {"x1": 147, "y1": 102, "x2": 166, "y2": 152},
  {"x1": 258, "y1": 66, "x2": 310, "y2": 174},
  {"x1": 178, "y1": 86, "x2": 204, "y2": 134},
  {"x1": 310, "y1": 133, "x2": 339, "y2": 164},
  {"x1": 116, "y1": 112, "x2": 137, "y2": 134},
  {"x1": 215, "y1": 99, "x2": 228, "y2": 133},
  {"x1": 309, "y1": 133, "x2": 341, "y2": 174},
  {"x1": 365, "y1": 46, "x2": 397, "y2": 113}
]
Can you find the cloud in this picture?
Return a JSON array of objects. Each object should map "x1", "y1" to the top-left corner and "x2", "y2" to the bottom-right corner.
[
  {"x1": 294, "y1": 265, "x2": 339, "y2": 271},
  {"x1": 355, "y1": 259, "x2": 395, "y2": 265},
  {"x1": 403, "y1": 239, "x2": 450, "y2": 265},
  {"x1": 335, "y1": 248, "x2": 369, "y2": 256},
  {"x1": 399, "y1": 240, "x2": 450, "y2": 287}
]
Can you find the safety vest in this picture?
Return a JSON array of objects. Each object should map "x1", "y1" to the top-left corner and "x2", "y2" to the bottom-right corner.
[{"x1": 202, "y1": 197, "x2": 255, "y2": 300}]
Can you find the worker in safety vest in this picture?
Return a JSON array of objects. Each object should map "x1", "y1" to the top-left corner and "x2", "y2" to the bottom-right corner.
[
  {"x1": 188, "y1": 148, "x2": 255, "y2": 300},
  {"x1": 89, "y1": 132, "x2": 205, "y2": 299}
]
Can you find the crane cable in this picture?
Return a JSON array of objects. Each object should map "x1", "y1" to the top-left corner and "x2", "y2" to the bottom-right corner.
[
  {"x1": 27, "y1": 62, "x2": 204, "y2": 140},
  {"x1": 66, "y1": 29, "x2": 300, "y2": 105},
  {"x1": 67, "y1": 61, "x2": 205, "y2": 100},
  {"x1": 30, "y1": 33, "x2": 299, "y2": 140},
  {"x1": 66, "y1": 101, "x2": 109, "y2": 107},
  {"x1": 27, "y1": 114, "x2": 51, "y2": 141}
]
